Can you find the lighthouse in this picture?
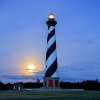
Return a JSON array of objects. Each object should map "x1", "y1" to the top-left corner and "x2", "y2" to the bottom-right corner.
[{"x1": 43, "y1": 13, "x2": 60, "y2": 89}]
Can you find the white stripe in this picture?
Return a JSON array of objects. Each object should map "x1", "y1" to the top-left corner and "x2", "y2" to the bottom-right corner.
[
  {"x1": 46, "y1": 49, "x2": 57, "y2": 69},
  {"x1": 47, "y1": 35, "x2": 56, "y2": 49},
  {"x1": 48, "y1": 26, "x2": 55, "y2": 34},
  {"x1": 52, "y1": 71, "x2": 58, "y2": 77}
]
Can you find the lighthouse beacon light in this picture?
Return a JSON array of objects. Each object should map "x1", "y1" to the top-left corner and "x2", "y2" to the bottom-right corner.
[{"x1": 48, "y1": 13, "x2": 54, "y2": 20}]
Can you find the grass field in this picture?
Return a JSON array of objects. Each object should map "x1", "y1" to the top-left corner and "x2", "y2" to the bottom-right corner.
[{"x1": 0, "y1": 90, "x2": 100, "y2": 100}]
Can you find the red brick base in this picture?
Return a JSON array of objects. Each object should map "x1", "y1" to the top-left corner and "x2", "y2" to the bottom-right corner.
[{"x1": 43, "y1": 77, "x2": 60, "y2": 89}]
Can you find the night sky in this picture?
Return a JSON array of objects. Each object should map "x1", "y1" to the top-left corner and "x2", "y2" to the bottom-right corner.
[{"x1": 0, "y1": 0, "x2": 100, "y2": 83}]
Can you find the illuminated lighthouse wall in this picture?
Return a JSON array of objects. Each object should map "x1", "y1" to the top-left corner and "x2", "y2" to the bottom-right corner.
[{"x1": 43, "y1": 13, "x2": 60, "y2": 89}]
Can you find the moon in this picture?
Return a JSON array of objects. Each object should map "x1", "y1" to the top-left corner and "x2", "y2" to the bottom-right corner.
[{"x1": 27, "y1": 65, "x2": 35, "y2": 72}]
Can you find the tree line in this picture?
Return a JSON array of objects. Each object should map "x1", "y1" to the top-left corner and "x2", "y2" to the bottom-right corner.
[
  {"x1": 0, "y1": 80, "x2": 100, "y2": 90},
  {"x1": 60, "y1": 79, "x2": 100, "y2": 90}
]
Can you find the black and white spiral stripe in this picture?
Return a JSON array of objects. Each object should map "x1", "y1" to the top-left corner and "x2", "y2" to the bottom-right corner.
[{"x1": 45, "y1": 26, "x2": 57, "y2": 77}]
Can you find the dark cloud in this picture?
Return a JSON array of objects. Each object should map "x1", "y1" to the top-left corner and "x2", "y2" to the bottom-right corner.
[
  {"x1": 0, "y1": 70, "x2": 45, "y2": 83},
  {"x1": 72, "y1": 37, "x2": 96, "y2": 44},
  {"x1": 0, "y1": 75, "x2": 34, "y2": 80}
]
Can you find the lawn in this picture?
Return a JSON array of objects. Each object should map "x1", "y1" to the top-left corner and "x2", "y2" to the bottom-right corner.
[{"x1": 0, "y1": 90, "x2": 100, "y2": 100}]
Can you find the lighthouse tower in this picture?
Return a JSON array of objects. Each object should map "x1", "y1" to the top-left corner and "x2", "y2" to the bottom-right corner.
[{"x1": 43, "y1": 13, "x2": 60, "y2": 89}]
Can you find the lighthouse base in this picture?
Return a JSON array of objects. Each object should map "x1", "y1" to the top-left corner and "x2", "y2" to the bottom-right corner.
[{"x1": 43, "y1": 77, "x2": 60, "y2": 89}]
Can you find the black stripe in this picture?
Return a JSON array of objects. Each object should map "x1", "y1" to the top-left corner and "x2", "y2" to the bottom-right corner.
[
  {"x1": 45, "y1": 58, "x2": 57, "y2": 77},
  {"x1": 46, "y1": 41, "x2": 56, "y2": 61},
  {"x1": 47, "y1": 28, "x2": 55, "y2": 42}
]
